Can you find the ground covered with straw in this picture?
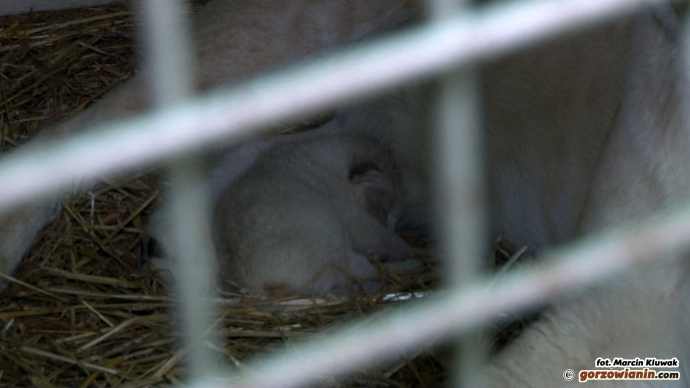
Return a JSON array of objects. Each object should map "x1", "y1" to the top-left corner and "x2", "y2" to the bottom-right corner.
[{"x1": 0, "y1": 3, "x2": 459, "y2": 387}]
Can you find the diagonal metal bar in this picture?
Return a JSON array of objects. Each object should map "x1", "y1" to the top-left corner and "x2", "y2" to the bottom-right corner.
[{"x1": 0, "y1": 0, "x2": 668, "y2": 213}]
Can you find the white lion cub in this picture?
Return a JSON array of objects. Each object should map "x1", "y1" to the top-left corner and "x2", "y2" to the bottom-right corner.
[{"x1": 146, "y1": 124, "x2": 418, "y2": 295}]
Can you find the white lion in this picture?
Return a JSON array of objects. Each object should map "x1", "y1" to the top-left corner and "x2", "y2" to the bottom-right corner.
[{"x1": 0, "y1": 0, "x2": 688, "y2": 386}]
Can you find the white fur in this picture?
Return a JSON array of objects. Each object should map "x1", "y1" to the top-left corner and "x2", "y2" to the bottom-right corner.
[{"x1": 147, "y1": 124, "x2": 418, "y2": 295}]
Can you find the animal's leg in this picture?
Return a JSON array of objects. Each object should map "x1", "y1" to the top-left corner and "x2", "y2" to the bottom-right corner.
[
  {"x1": 0, "y1": 77, "x2": 149, "y2": 290},
  {"x1": 342, "y1": 207, "x2": 416, "y2": 263},
  {"x1": 484, "y1": 273, "x2": 689, "y2": 387},
  {"x1": 0, "y1": 200, "x2": 61, "y2": 287}
]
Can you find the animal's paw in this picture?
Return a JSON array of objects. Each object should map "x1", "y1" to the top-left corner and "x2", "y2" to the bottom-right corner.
[{"x1": 0, "y1": 201, "x2": 61, "y2": 290}]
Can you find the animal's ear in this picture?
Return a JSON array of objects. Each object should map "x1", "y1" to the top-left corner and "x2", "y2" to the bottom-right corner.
[{"x1": 349, "y1": 160, "x2": 398, "y2": 225}]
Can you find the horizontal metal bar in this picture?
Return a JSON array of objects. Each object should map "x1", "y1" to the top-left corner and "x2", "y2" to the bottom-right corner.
[
  {"x1": 226, "y1": 202, "x2": 690, "y2": 388},
  {"x1": 0, "y1": 0, "x2": 667, "y2": 212}
]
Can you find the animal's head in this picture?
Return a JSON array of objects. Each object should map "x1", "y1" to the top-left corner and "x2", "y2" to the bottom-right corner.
[{"x1": 348, "y1": 154, "x2": 402, "y2": 230}]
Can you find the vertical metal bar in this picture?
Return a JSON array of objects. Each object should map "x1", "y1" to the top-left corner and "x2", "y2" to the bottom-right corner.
[
  {"x1": 141, "y1": 0, "x2": 220, "y2": 382},
  {"x1": 428, "y1": 0, "x2": 487, "y2": 386},
  {"x1": 436, "y1": 70, "x2": 487, "y2": 387},
  {"x1": 430, "y1": 31, "x2": 485, "y2": 288}
]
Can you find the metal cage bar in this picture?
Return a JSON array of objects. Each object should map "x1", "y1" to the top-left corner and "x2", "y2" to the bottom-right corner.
[
  {"x1": 0, "y1": 0, "x2": 667, "y2": 212},
  {"x1": 140, "y1": 0, "x2": 220, "y2": 381},
  {"x1": 427, "y1": 0, "x2": 486, "y2": 386},
  {"x1": 0, "y1": 0, "x2": 681, "y2": 386}
]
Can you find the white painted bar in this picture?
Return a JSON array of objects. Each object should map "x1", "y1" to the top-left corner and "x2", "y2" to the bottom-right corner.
[
  {"x1": 140, "y1": 0, "x2": 221, "y2": 383},
  {"x1": 0, "y1": 0, "x2": 667, "y2": 213}
]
